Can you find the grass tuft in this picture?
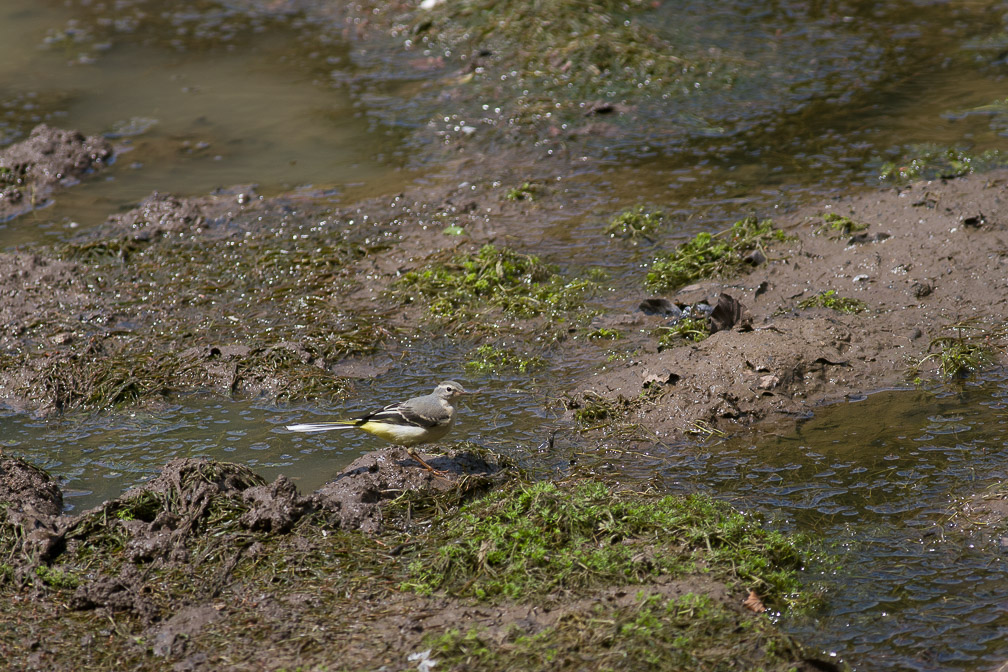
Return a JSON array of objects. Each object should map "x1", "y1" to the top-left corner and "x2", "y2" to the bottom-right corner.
[{"x1": 656, "y1": 317, "x2": 709, "y2": 347}]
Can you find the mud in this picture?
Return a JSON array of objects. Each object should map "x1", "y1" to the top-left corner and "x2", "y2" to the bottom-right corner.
[
  {"x1": 0, "y1": 451, "x2": 833, "y2": 671},
  {"x1": 569, "y1": 173, "x2": 1008, "y2": 437},
  {"x1": 0, "y1": 124, "x2": 112, "y2": 221}
]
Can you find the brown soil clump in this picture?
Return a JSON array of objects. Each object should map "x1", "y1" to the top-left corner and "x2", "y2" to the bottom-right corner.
[{"x1": 0, "y1": 124, "x2": 112, "y2": 220}]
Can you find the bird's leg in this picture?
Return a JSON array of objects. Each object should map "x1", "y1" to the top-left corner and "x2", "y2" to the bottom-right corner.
[{"x1": 406, "y1": 448, "x2": 449, "y2": 476}]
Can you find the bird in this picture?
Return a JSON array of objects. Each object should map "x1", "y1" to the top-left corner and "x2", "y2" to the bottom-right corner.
[{"x1": 286, "y1": 380, "x2": 467, "y2": 473}]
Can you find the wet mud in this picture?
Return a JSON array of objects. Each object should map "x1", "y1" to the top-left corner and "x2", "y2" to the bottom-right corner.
[
  {"x1": 0, "y1": 125, "x2": 112, "y2": 221},
  {"x1": 567, "y1": 173, "x2": 1008, "y2": 437}
]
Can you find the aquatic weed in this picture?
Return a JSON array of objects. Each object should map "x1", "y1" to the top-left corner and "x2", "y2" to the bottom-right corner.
[
  {"x1": 880, "y1": 145, "x2": 1004, "y2": 182},
  {"x1": 464, "y1": 344, "x2": 546, "y2": 375},
  {"x1": 606, "y1": 205, "x2": 666, "y2": 243}
]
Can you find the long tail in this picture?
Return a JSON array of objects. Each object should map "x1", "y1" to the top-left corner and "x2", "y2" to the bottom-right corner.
[{"x1": 286, "y1": 421, "x2": 356, "y2": 433}]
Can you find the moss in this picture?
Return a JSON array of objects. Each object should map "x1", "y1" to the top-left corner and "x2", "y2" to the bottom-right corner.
[
  {"x1": 819, "y1": 212, "x2": 868, "y2": 236},
  {"x1": 404, "y1": 481, "x2": 815, "y2": 610},
  {"x1": 395, "y1": 243, "x2": 594, "y2": 325},
  {"x1": 606, "y1": 205, "x2": 666, "y2": 243},
  {"x1": 645, "y1": 216, "x2": 784, "y2": 294},
  {"x1": 797, "y1": 290, "x2": 868, "y2": 314},
  {"x1": 567, "y1": 391, "x2": 626, "y2": 428},
  {"x1": 465, "y1": 344, "x2": 546, "y2": 374},
  {"x1": 34, "y1": 566, "x2": 81, "y2": 590}
]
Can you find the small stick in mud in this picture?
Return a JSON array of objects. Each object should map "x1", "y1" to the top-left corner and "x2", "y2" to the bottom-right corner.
[{"x1": 286, "y1": 380, "x2": 468, "y2": 475}]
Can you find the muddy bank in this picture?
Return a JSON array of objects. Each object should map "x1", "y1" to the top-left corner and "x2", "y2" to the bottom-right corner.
[
  {"x1": 567, "y1": 172, "x2": 1008, "y2": 438},
  {"x1": 0, "y1": 125, "x2": 112, "y2": 221},
  {"x1": 0, "y1": 453, "x2": 833, "y2": 671},
  {"x1": 4, "y1": 155, "x2": 1007, "y2": 439}
]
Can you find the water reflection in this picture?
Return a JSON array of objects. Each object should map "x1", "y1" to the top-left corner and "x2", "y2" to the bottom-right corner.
[{"x1": 687, "y1": 377, "x2": 1008, "y2": 671}]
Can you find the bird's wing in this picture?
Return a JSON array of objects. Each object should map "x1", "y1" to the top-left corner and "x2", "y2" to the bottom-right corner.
[
  {"x1": 286, "y1": 421, "x2": 357, "y2": 433},
  {"x1": 366, "y1": 396, "x2": 447, "y2": 429}
]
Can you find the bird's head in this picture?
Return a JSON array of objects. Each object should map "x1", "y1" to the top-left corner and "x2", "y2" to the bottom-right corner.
[{"x1": 435, "y1": 380, "x2": 467, "y2": 399}]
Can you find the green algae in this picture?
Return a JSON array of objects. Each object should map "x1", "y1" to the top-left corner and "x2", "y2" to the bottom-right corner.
[
  {"x1": 645, "y1": 216, "x2": 784, "y2": 294},
  {"x1": 656, "y1": 317, "x2": 709, "y2": 347},
  {"x1": 410, "y1": 0, "x2": 738, "y2": 133},
  {"x1": 606, "y1": 205, "x2": 666, "y2": 243},
  {"x1": 797, "y1": 290, "x2": 868, "y2": 314},
  {"x1": 395, "y1": 243, "x2": 594, "y2": 326},
  {"x1": 818, "y1": 212, "x2": 869, "y2": 236},
  {"x1": 465, "y1": 344, "x2": 546, "y2": 375},
  {"x1": 880, "y1": 145, "x2": 1005, "y2": 182}
]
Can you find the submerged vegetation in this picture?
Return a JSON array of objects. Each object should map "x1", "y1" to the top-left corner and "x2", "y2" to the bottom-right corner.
[
  {"x1": 411, "y1": 0, "x2": 737, "y2": 124},
  {"x1": 465, "y1": 344, "x2": 546, "y2": 374},
  {"x1": 645, "y1": 216, "x2": 785, "y2": 293},
  {"x1": 879, "y1": 145, "x2": 1005, "y2": 182},
  {"x1": 606, "y1": 205, "x2": 666, "y2": 243}
]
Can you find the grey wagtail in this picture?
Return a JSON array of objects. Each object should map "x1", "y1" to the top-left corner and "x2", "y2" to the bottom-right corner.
[{"x1": 286, "y1": 381, "x2": 467, "y2": 473}]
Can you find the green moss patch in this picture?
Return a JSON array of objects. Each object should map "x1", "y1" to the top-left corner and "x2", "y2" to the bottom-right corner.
[
  {"x1": 797, "y1": 290, "x2": 868, "y2": 314},
  {"x1": 645, "y1": 216, "x2": 785, "y2": 294},
  {"x1": 395, "y1": 243, "x2": 594, "y2": 325},
  {"x1": 403, "y1": 481, "x2": 814, "y2": 610},
  {"x1": 818, "y1": 212, "x2": 868, "y2": 236}
]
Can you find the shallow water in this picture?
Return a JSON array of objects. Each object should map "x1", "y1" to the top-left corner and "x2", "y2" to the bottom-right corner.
[
  {"x1": 3, "y1": 1, "x2": 1008, "y2": 669},
  {"x1": 4, "y1": 370, "x2": 1007, "y2": 670},
  {"x1": 0, "y1": 0, "x2": 407, "y2": 244}
]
